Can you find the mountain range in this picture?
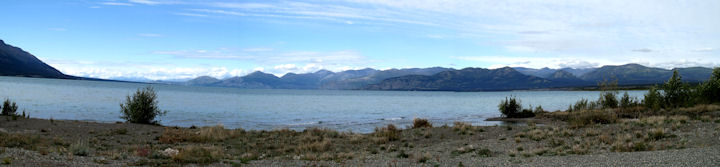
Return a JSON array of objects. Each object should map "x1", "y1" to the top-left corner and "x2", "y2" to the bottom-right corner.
[{"x1": 0, "y1": 39, "x2": 716, "y2": 91}]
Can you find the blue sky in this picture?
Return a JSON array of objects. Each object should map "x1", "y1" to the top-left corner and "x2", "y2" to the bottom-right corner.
[{"x1": 1, "y1": 0, "x2": 719, "y2": 80}]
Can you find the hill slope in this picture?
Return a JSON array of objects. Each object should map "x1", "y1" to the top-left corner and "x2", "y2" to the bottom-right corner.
[{"x1": 0, "y1": 40, "x2": 72, "y2": 79}]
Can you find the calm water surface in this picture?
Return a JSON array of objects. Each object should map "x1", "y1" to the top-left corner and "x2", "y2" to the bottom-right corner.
[{"x1": 0, "y1": 76, "x2": 646, "y2": 133}]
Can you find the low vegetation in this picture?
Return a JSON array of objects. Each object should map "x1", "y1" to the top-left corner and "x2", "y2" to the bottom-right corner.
[
  {"x1": 498, "y1": 97, "x2": 539, "y2": 118},
  {"x1": 412, "y1": 118, "x2": 432, "y2": 129},
  {"x1": 120, "y1": 86, "x2": 166, "y2": 124},
  {"x1": 1, "y1": 98, "x2": 18, "y2": 116}
]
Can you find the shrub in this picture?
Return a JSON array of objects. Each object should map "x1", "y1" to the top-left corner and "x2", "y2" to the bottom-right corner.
[
  {"x1": 662, "y1": 70, "x2": 691, "y2": 108},
  {"x1": 597, "y1": 79, "x2": 619, "y2": 109},
  {"x1": 498, "y1": 97, "x2": 533, "y2": 118},
  {"x1": 120, "y1": 86, "x2": 166, "y2": 124},
  {"x1": 69, "y1": 141, "x2": 90, "y2": 156},
  {"x1": 568, "y1": 98, "x2": 599, "y2": 112},
  {"x1": 619, "y1": 92, "x2": 639, "y2": 108},
  {"x1": 372, "y1": 124, "x2": 400, "y2": 143},
  {"x1": 412, "y1": 118, "x2": 432, "y2": 129},
  {"x1": 1, "y1": 98, "x2": 18, "y2": 116},
  {"x1": 643, "y1": 86, "x2": 663, "y2": 111},
  {"x1": 698, "y1": 67, "x2": 720, "y2": 104},
  {"x1": 569, "y1": 110, "x2": 617, "y2": 127},
  {"x1": 599, "y1": 91, "x2": 618, "y2": 109},
  {"x1": 534, "y1": 105, "x2": 546, "y2": 114}
]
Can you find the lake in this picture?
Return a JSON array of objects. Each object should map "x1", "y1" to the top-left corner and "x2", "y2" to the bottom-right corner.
[{"x1": 0, "y1": 76, "x2": 647, "y2": 133}]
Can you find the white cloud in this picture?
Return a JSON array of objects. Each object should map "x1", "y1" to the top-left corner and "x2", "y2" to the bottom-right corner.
[
  {"x1": 173, "y1": 12, "x2": 208, "y2": 17},
  {"x1": 153, "y1": 48, "x2": 368, "y2": 65},
  {"x1": 100, "y1": 2, "x2": 134, "y2": 6},
  {"x1": 173, "y1": 0, "x2": 720, "y2": 58},
  {"x1": 693, "y1": 47, "x2": 716, "y2": 52},
  {"x1": 632, "y1": 48, "x2": 653, "y2": 53},
  {"x1": 242, "y1": 48, "x2": 273, "y2": 52},
  {"x1": 43, "y1": 59, "x2": 248, "y2": 80},
  {"x1": 138, "y1": 33, "x2": 162, "y2": 37},
  {"x1": 128, "y1": 0, "x2": 161, "y2": 5}
]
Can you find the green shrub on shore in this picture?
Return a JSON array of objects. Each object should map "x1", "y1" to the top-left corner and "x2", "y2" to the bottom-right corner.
[
  {"x1": 1, "y1": 98, "x2": 18, "y2": 116},
  {"x1": 643, "y1": 86, "x2": 663, "y2": 111},
  {"x1": 120, "y1": 86, "x2": 166, "y2": 124},
  {"x1": 498, "y1": 97, "x2": 534, "y2": 118},
  {"x1": 598, "y1": 79, "x2": 619, "y2": 109},
  {"x1": 662, "y1": 70, "x2": 691, "y2": 108},
  {"x1": 619, "y1": 92, "x2": 640, "y2": 108}
]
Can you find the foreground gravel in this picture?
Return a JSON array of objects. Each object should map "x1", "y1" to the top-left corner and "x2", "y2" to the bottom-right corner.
[{"x1": 246, "y1": 145, "x2": 720, "y2": 167}]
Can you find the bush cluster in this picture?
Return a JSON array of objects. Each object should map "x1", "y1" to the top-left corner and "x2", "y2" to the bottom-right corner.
[
  {"x1": 498, "y1": 97, "x2": 542, "y2": 118},
  {"x1": 643, "y1": 68, "x2": 720, "y2": 109},
  {"x1": 504, "y1": 67, "x2": 720, "y2": 119},
  {"x1": 120, "y1": 86, "x2": 166, "y2": 124},
  {"x1": 1, "y1": 98, "x2": 18, "y2": 116}
]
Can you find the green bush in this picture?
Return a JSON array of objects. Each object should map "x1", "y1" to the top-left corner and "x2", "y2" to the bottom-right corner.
[
  {"x1": 643, "y1": 86, "x2": 663, "y2": 111},
  {"x1": 120, "y1": 86, "x2": 166, "y2": 124},
  {"x1": 698, "y1": 67, "x2": 720, "y2": 104},
  {"x1": 1, "y1": 98, "x2": 18, "y2": 116},
  {"x1": 568, "y1": 98, "x2": 599, "y2": 112},
  {"x1": 662, "y1": 70, "x2": 691, "y2": 108},
  {"x1": 598, "y1": 79, "x2": 619, "y2": 109},
  {"x1": 69, "y1": 141, "x2": 90, "y2": 156},
  {"x1": 498, "y1": 97, "x2": 533, "y2": 118},
  {"x1": 619, "y1": 92, "x2": 639, "y2": 108},
  {"x1": 599, "y1": 91, "x2": 618, "y2": 109}
]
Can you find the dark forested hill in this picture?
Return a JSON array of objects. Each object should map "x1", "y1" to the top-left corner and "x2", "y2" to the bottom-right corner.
[{"x1": 0, "y1": 40, "x2": 72, "y2": 79}]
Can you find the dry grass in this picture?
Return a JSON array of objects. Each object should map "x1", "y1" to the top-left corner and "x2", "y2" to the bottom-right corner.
[
  {"x1": 297, "y1": 138, "x2": 332, "y2": 153},
  {"x1": 159, "y1": 125, "x2": 243, "y2": 144},
  {"x1": 414, "y1": 152, "x2": 432, "y2": 163},
  {"x1": 371, "y1": 124, "x2": 400, "y2": 144},
  {"x1": 452, "y1": 122, "x2": 481, "y2": 135},
  {"x1": 543, "y1": 109, "x2": 618, "y2": 127},
  {"x1": 172, "y1": 145, "x2": 226, "y2": 164},
  {"x1": 0, "y1": 132, "x2": 64, "y2": 151}
]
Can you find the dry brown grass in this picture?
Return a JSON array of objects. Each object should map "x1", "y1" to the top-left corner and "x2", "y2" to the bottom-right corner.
[
  {"x1": 297, "y1": 138, "x2": 332, "y2": 153},
  {"x1": 172, "y1": 145, "x2": 226, "y2": 164},
  {"x1": 452, "y1": 122, "x2": 480, "y2": 135},
  {"x1": 371, "y1": 124, "x2": 400, "y2": 144},
  {"x1": 0, "y1": 132, "x2": 64, "y2": 151},
  {"x1": 159, "y1": 125, "x2": 242, "y2": 144}
]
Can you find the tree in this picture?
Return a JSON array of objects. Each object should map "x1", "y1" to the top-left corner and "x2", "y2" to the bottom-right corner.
[
  {"x1": 1, "y1": 98, "x2": 18, "y2": 116},
  {"x1": 120, "y1": 86, "x2": 166, "y2": 124},
  {"x1": 498, "y1": 97, "x2": 534, "y2": 118},
  {"x1": 643, "y1": 86, "x2": 663, "y2": 111},
  {"x1": 662, "y1": 70, "x2": 690, "y2": 108},
  {"x1": 619, "y1": 92, "x2": 638, "y2": 108},
  {"x1": 597, "y1": 79, "x2": 619, "y2": 109},
  {"x1": 699, "y1": 67, "x2": 720, "y2": 103}
]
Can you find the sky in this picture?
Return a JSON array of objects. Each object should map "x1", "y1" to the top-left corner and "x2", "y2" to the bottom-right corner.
[{"x1": 1, "y1": 0, "x2": 719, "y2": 80}]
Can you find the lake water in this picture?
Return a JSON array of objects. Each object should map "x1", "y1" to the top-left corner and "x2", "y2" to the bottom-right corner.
[{"x1": 0, "y1": 76, "x2": 647, "y2": 133}]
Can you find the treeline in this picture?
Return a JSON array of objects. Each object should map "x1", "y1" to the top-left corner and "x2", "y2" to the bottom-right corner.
[{"x1": 500, "y1": 67, "x2": 720, "y2": 118}]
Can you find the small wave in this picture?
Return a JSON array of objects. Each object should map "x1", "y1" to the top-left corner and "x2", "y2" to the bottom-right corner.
[
  {"x1": 287, "y1": 121, "x2": 321, "y2": 126},
  {"x1": 380, "y1": 117, "x2": 404, "y2": 121}
]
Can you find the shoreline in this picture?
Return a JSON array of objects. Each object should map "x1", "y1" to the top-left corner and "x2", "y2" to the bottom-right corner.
[{"x1": 2, "y1": 114, "x2": 719, "y2": 166}]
